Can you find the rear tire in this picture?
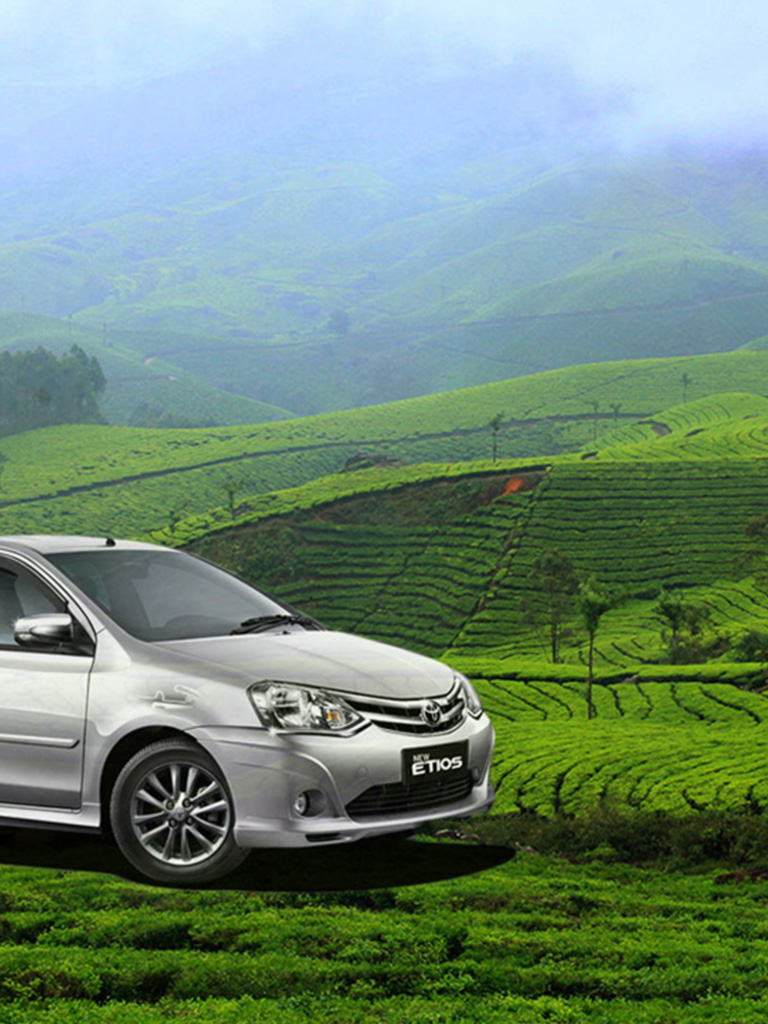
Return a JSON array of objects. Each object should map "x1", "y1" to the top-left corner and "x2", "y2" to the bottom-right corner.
[{"x1": 110, "y1": 738, "x2": 248, "y2": 885}]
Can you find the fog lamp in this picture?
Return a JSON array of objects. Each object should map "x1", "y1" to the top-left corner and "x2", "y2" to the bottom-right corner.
[{"x1": 293, "y1": 788, "x2": 327, "y2": 818}]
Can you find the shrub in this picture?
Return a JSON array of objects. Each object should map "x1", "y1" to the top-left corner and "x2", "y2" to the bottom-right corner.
[{"x1": 441, "y1": 804, "x2": 768, "y2": 868}]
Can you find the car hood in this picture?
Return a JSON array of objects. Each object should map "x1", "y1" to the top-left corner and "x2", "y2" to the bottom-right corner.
[{"x1": 157, "y1": 629, "x2": 455, "y2": 699}]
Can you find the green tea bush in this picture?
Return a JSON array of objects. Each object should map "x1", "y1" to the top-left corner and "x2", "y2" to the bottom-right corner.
[{"x1": 453, "y1": 804, "x2": 768, "y2": 868}]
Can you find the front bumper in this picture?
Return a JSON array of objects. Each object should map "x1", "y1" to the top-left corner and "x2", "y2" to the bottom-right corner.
[{"x1": 189, "y1": 715, "x2": 495, "y2": 848}]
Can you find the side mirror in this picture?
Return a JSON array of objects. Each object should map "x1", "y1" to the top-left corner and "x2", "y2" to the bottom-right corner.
[{"x1": 14, "y1": 613, "x2": 79, "y2": 651}]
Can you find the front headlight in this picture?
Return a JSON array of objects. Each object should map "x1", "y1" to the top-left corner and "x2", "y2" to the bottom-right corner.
[
  {"x1": 249, "y1": 681, "x2": 366, "y2": 733},
  {"x1": 457, "y1": 673, "x2": 484, "y2": 719}
]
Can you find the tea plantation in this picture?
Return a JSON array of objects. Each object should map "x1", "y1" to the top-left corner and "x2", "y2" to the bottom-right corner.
[
  {"x1": 184, "y1": 397, "x2": 768, "y2": 673},
  {"x1": 179, "y1": 389, "x2": 768, "y2": 831},
  {"x1": 481, "y1": 681, "x2": 768, "y2": 815},
  {"x1": 4, "y1": 367, "x2": 768, "y2": 1021},
  {"x1": 0, "y1": 349, "x2": 767, "y2": 537}
]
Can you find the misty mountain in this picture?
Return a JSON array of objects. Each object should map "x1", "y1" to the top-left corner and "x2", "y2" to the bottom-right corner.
[
  {"x1": 0, "y1": 40, "x2": 610, "y2": 220},
  {"x1": 0, "y1": 36, "x2": 767, "y2": 417}
]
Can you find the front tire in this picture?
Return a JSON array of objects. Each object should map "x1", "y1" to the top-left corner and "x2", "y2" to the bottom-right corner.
[{"x1": 110, "y1": 738, "x2": 249, "y2": 885}]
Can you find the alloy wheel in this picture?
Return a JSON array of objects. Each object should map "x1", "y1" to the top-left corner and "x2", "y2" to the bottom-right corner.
[{"x1": 130, "y1": 760, "x2": 231, "y2": 866}]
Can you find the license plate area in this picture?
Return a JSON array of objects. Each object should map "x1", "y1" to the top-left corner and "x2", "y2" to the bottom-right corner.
[{"x1": 402, "y1": 741, "x2": 468, "y2": 787}]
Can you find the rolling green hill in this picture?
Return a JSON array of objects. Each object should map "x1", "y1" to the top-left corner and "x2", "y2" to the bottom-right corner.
[
  {"x1": 7, "y1": 51, "x2": 768, "y2": 418},
  {"x1": 6, "y1": 153, "x2": 768, "y2": 413},
  {"x1": 586, "y1": 393, "x2": 768, "y2": 461},
  {"x1": 0, "y1": 350, "x2": 767, "y2": 538},
  {"x1": 145, "y1": 387, "x2": 768, "y2": 678},
  {"x1": 0, "y1": 354, "x2": 766, "y2": 692}
]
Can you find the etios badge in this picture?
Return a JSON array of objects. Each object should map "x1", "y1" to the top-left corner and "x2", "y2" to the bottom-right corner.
[{"x1": 400, "y1": 739, "x2": 469, "y2": 788}]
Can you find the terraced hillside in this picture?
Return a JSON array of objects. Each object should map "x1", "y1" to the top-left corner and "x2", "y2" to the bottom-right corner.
[
  {"x1": 449, "y1": 459, "x2": 768, "y2": 665},
  {"x1": 1, "y1": 351, "x2": 767, "y2": 538},
  {"x1": 0, "y1": 355, "x2": 767, "y2": 675},
  {"x1": 176, "y1": 391, "x2": 768, "y2": 675},
  {"x1": 482, "y1": 679, "x2": 768, "y2": 816},
  {"x1": 0, "y1": 371, "x2": 762, "y2": 673},
  {"x1": 1, "y1": 371, "x2": 768, "y2": 853},
  {"x1": 584, "y1": 392, "x2": 768, "y2": 461},
  {"x1": 188, "y1": 457, "x2": 768, "y2": 666},
  {"x1": 193, "y1": 472, "x2": 541, "y2": 652},
  {"x1": 175, "y1": 400, "x2": 768, "y2": 826},
  {"x1": 171, "y1": 397, "x2": 768, "y2": 826}
]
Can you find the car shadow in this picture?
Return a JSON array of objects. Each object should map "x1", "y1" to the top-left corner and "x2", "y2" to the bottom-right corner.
[{"x1": 0, "y1": 828, "x2": 514, "y2": 891}]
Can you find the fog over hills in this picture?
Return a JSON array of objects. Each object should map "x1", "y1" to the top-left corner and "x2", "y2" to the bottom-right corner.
[{"x1": 1, "y1": 3, "x2": 767, "y2": 419}]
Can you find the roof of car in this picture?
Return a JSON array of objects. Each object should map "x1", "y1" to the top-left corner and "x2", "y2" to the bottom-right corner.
[{"x1": 0, "y1": 535, "x2": 162, "y2": 556}]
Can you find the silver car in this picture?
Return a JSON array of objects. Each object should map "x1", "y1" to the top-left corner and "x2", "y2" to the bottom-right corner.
[{"x1": 0, "y1": 535, "x2": 495, "y2": 884}]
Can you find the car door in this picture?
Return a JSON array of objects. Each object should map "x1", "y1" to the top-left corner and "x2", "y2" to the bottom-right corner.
[{"x1": 0, "y1": 556, "x2": 92, "y2": 809}]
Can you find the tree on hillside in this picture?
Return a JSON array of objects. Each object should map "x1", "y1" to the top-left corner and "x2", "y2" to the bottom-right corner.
[
  {"x1": 741, "y1": 512, "x2": 768, "y2": 590},
  {"x1": 489, "y1": 411, "x2": 505, "y2": 462},
  {"x1": 746, "y1": 512, "x2": 768, "y2": 544},
  {"x1": 610, "y1": 402, "x2": 622, "y2": 425},
  {"x1": 681, "y1": 372, "x2": 693, "y2": 404},
  {"x1": 521, "y1": 548, "x2": 579, "y2": 663},
  {"x1": 0, "y1": 345, "x2": 106, "y2": 437},
  {"x1": 588, "y1": 400, "x2": 599, "y2": 441},
  {"x1": 732, "y1": 629, "x2": 768, "y2": 664},
  {"x1": 654, "y1": 589, "x2": 719, "y2": 663},
  {"x1": 654, "y1": 589, "x2": 689, "y2": 642},
  {"x1": 219, "y1": 472, "x2": 246, "y2": 520},
  {"x1": 167, "y1": 505, "x2": 187, "y2": 534},
  {"x1": 577, "y1": 578, "x2": 620, "y2": 719}
]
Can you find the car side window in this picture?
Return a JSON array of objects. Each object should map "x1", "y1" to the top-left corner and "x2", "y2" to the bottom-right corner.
[{"x1": 0, "y1": 562, "x2": 63, "y2": 648}]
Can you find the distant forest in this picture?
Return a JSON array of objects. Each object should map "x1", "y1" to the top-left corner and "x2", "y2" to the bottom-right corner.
[{"x1": 0, "y1": 345, "x2": 105, "y2": 437}]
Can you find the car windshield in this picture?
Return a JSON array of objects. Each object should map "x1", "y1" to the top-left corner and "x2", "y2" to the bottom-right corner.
[{"x1": 47, "y1": 548, "x2": 292, "y2": 641}]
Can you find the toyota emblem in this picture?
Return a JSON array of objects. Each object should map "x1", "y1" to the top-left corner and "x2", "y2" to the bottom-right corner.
[{"x1": 420, "y1": 701, "x2": 442, "y2": 727}]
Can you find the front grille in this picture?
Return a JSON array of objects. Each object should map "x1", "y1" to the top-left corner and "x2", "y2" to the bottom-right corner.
[
  {"x1": 346, "y1": 679, "x2": 466, "y2": 734},
  {"x1": 346, "y1": 772, "x2": 474, "y2": 819}
]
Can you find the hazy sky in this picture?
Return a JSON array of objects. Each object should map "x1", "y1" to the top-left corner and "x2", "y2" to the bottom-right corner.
[{"x1": 0, "y1": 0, "x2": 765, "y2": 145}]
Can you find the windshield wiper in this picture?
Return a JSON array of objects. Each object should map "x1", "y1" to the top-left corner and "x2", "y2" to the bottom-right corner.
[{"x1": 230, "y1": 614, "x2": 320, "y2": 636}]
